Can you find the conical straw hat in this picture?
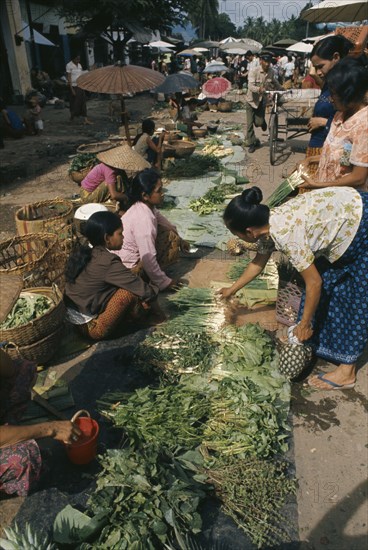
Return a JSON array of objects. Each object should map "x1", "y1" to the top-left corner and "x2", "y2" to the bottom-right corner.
[{"x1": 97, "y1": 145, "x2": 150, "y2": 174}]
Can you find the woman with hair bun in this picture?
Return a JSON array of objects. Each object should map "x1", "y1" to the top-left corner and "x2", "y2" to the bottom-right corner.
[
  {"x1": 64, "y1": 211, "x2": 158, "y2": 340},
  {"x1": 219, "y1": 185, "x2": 368, "y2": 392},
  {"x1": 301, "y1": 55, "x2": 368, "y2": 191},
  {"x1": 115, "y1": 168, "x2": 189, "y2": 291}
]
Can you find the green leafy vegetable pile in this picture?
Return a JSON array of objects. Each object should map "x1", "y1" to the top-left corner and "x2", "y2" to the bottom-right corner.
[
  {"x1": 1, "y1": 294, "x2": 52, "y2": 329},
  {"x1": 189, "y1": 182, "x2": 239, "y2": 215},
  {"x1": 164, "y1": 154, "x2": 221, "y2": 179},
  {"x1": 68, "y1": 153, "x2": 98, "y2": 173},
  {"x1": 81, "y1": 290, "x2": 294, "y2": 548}
]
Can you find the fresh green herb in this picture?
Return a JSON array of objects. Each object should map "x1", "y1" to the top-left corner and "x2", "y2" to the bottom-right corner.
[
  {"x1": 1, "y1": 294, "x2": 52, "y2": 329},
  {"x1": 189, "y1": 183, "x2": 239, "y2": 215},
  {"x1": 265, "y1": 168, "x2": 305, "y2": 208},
  {"x1": 164, "y1": 154, "x2": 221, "y2": 179},
  {"x1": 68, "y1": 153, "x2": 98, "y2": 173}
]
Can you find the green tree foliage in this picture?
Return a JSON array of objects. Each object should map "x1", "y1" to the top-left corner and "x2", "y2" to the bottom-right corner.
[
  {"x1": 208, "y1": 12, "x2": 238, "y2": 41},
  {"x1": 236, "y1": 2, "x2": 317, "y2": 44},
  {"x1": 188, "y1": 0, "x2": 219, "y2": 39}
]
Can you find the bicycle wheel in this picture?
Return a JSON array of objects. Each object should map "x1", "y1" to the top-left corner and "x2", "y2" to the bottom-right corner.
[{"x1": 269, "y1": 113, "x2": 278, "y2": 165}]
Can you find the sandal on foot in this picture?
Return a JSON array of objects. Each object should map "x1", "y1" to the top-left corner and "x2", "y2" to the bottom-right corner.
[{"x1": 308, "y1": 373, "x2": 355, "y2": 391}]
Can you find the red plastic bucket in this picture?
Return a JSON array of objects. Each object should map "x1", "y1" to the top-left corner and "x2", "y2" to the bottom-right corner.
[{"x1": 66, "y1": 410, "x2": 99, "y2": 465}]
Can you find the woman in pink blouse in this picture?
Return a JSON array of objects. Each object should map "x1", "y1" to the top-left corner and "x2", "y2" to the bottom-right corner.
[
  {"x1": 115, "y1": 169, "x2": 189, "y2": 291},
  {"x1": 301, "y1": 56, "x2": 368, "y2": 191}
]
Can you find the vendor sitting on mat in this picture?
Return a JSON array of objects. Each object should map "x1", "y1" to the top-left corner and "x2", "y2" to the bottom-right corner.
[
  {"x1": 133, "y1": 119, "x2": 165, "y2": 169},
  {"x1": 0, "y1": 349, "x2": 81, "y2": 497},
  {"x1": 79, "y1": 145, "x2": 144, "y2": 205},
  {"x1": 114, "y1": 168, "x2": 190, "y2": 291},
  {"x1": 64, "y1": 210, "x2": 158, "y2": 340},
  {"x1": 180, "y1": 98, "x2": 202, "y2": 136}
]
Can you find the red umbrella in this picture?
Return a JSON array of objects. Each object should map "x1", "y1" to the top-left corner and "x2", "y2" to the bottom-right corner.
[{"x1": 202, "y1": 77, "x2": 232, "y2": 99}]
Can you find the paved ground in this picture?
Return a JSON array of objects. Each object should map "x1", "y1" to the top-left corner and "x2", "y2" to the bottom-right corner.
[{"x1": 0, "y1": 92, "x2": 367, "y2": 549}]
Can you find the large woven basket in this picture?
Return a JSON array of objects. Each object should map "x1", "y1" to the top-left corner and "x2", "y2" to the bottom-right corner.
[
  {"x1": 15, "y1": 199, "x2": 74, "y2": 251},
  {"x1": 0, "y1": 233, "x2": 67, "y2": 290},
  {"x1": 0, "y1": 285, "x2": 65, "y2": 346},
  {"x1": 276, "y1": 281, "x2": 303, "y2": 326},
  {"x1": 69, "y1": 165, "x2": 93, "y2": 184},
  {"x1": 77, "y1": 141, "x2": 115, "y2": 154},
  {"x1": 4, "y1": 324, "x2": 64, "y2": 364}
]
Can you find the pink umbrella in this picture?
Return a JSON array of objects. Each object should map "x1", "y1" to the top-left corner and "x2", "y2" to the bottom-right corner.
[{"x1": 202, "y1": 77, "x2": 232, "y2": 99}]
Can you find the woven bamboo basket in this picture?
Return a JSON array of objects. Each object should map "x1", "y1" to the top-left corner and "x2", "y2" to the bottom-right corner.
[
  {"x1": 69, "y1": 164, "x2": 93, "y2": 184},
  {"x1": 77, "y1": 141, "x2": 115, "y2": 154},
  {"x1": 0, "y1": 233, "x2": 67, "y2": 290},
  {"x1": 0, "y1": 285, "x2": 65, "y2": 346},
  {"x1": 4, "y1": 324, "x2": 64, "y2": 364},
  {"x1": 275, "y1": 281, "x2": 303, "y2": 326},
  {"x1": 15, "y1": 199, "x2": 74, "y2": 252}
]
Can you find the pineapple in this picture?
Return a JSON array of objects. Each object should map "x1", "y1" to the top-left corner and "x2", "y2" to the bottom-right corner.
[
  {"x1": 226, "y1": 238, "x2": 258, "y2": 255},
  {"x1": 0, "y1": 523, "x2": 56, "y2": 550},
  {"x1": 278, "y1": 343, "x2": 313, "y2": 380}
]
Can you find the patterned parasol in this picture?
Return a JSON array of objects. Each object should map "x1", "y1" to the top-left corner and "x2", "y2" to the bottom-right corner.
[
  {"x1": 202, "y1": 77, "x2": 232, "y2": 99},
  {"x1": 77, "y1": 63, "x2": 165, "y2": 144}
]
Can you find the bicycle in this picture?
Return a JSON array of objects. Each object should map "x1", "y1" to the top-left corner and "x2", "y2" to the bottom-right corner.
[{"x1": 266, "y1": 89, "x2": 320, "y2": 165}]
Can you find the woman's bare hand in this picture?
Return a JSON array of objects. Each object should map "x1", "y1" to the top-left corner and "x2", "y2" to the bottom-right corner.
[
  {"x1": 307, "y1": 117, "x2": 327, "y2": 132},
  {"x1": 217, "y1": 287, "x2": 234, "y2": 300},
  {"x1": 51, "y1": 421, "x2": 82, "y2": 445},
  {"x1": 293, "y1": 322, "x2": 313, "y2": 342}
]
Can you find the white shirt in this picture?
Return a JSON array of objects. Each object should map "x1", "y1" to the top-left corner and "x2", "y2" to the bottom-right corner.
[
  {"x1": 284, "y1": 61, "x2": 295, "y2": 78},
  {"x1": 66, "y1": 61, "x2": 84, "y2": 86}
]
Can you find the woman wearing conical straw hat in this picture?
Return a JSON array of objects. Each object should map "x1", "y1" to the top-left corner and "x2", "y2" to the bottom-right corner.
[{"x1": 79, "y1": 145, "x2": 150, "y2": 205}]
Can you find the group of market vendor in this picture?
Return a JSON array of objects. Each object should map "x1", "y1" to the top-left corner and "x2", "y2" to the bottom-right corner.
[{"x1": 66, "y1": 168, "x2": 189, "y2": 340}]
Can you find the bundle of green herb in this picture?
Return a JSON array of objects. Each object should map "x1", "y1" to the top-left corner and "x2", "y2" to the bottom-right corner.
[
  {"x1": 134, "y1": 325, "x2": 217, "y2": 382},
  {"x1": 166, "y1": 287, "x2": 225, "y2": 331},
  {"x1": 206, "y1": 455, "x2": 295, "y2": 548},
  {"x1": 265, "y1": 167, "x2": 306, "y2": 208},
  {"x1": 164, "y1": 154, "x2": 221, "y2": 179},
  {"x1": 189, "y1": 183, "x2": 239, "y2": 215}
]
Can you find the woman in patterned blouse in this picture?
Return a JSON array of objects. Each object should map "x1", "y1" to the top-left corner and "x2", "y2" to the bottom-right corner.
[
  {"x1": 219, "y1": 186, "x2": 368, "y2": 392},
  {"x1": 301, "y1": 55, "x2": 368, "y2": 191}
]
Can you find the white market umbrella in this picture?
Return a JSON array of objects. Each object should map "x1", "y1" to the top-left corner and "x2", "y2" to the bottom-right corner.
[
  {"x1": 149, "y1": 40, "x2": 175, "y2": 48},
  {"x1": 193, "y1": 47, "x2": 209, "y2": 52},
  {"x1": 223, "y1": 47, "x2": 249, "y2": 55},
  {"x1": 219, "y1": 36, "x2": 242, "y2": 44},
  {"x1": 302, "y1": 32, "x2": 335, "y2": 44},
  {"x1": 302, "y1": 0, "x2": 368, "y2": 23},
  {"x1": 286, "y1": 41, "x2": 313, "y2": 53}
]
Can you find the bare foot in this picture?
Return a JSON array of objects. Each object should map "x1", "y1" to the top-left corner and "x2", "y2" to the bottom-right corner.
[
  {"x1": 308, "y1": 364, "x2": 356, "y2": 390},
  {"x1": 83, "y1": 119, "x2": 93, "y2": 125}
]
